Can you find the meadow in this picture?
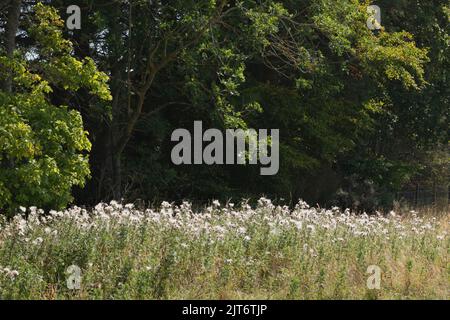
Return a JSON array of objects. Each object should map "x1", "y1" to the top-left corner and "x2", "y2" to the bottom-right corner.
[{"x1": 0, "y1": 199, "x2": 448, "y2": 300}]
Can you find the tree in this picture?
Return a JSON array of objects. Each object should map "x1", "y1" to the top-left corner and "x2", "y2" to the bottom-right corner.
[
  {"x1": 0, "y1": 3, "x2": 111, "y2": 213},
  {"x1": 333, "y1": 0, "x2": 449, "y2": 210},
  {"x1": 65, "y1": 0, "x2": 429, "y2": 204},
  {"x1": 2, "y1": 1, "x2": 441, "y2": 211}
]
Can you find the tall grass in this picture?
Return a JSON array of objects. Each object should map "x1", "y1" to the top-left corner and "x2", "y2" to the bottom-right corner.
[{"x1": 0, "y1": 199, "x2": 448, "y2": 299}]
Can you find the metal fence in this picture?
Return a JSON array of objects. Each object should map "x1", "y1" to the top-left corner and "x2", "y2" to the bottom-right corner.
[{"x1": 395, "y1": 186, "x2": 449, "y2": 208}]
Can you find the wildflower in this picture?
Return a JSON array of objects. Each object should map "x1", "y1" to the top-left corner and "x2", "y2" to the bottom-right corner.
[
  {"x1": 212, "y1": 200, "x2": 221, "y2": 207},
  {"x1": 238, "y1": 227, "x2": 247, "y2": 234},
  {"x1": 32, "y1": 237, "x2": 43, "y2": 245},
  {"x1": 9, "y1": 270, "x2": 19, "y2": 279},
  {"x1": 3, "y1": 268, "x2": 19, "y2": 280},
  {"x1": 161, "y1": 201, "x2": 171, "y2": 208},
  {"x1": 296, "y1": 200, "x2": 310, "y2": 210},
  {"x1": 292, "y1": 220, "x2": 302, "y2": 231},
  {"x1": 213, "y1": 226, "x2": 227, "y2": 234},
  {"x1": 257, "y1": 197, "x2": 273, "y2": 208},
  {"x1": 306, "y1": 224, "x2": 316, "y2": 234}
]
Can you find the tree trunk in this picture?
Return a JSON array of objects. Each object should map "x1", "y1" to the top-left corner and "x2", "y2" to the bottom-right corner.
[
  {"x1": 111, "y1": 151, "x2": 122, "y2": 199},
  {"x1": 2, "y1": 0, "x2": 21, "y2": 93}
]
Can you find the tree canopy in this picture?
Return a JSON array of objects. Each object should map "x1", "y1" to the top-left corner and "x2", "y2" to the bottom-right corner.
[{"x1": 0, "y1": 0, "x2": 448, "y2": 212}]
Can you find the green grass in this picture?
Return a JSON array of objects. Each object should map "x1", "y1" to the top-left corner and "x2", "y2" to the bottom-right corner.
[{"x1": 0, "y1": 199, "x2": 448, "y2": 299}]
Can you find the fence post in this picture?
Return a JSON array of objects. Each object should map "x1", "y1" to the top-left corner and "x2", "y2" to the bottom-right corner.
[
  {"x1": 433, "y1": 181, "x2": 436, "y2": 206},
  {"x1": 414, "y1": 184, "x2": 419, "y2": 207},
  {"x1": 448, "y1": 184, "x2": 450, "y2": 207}
]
